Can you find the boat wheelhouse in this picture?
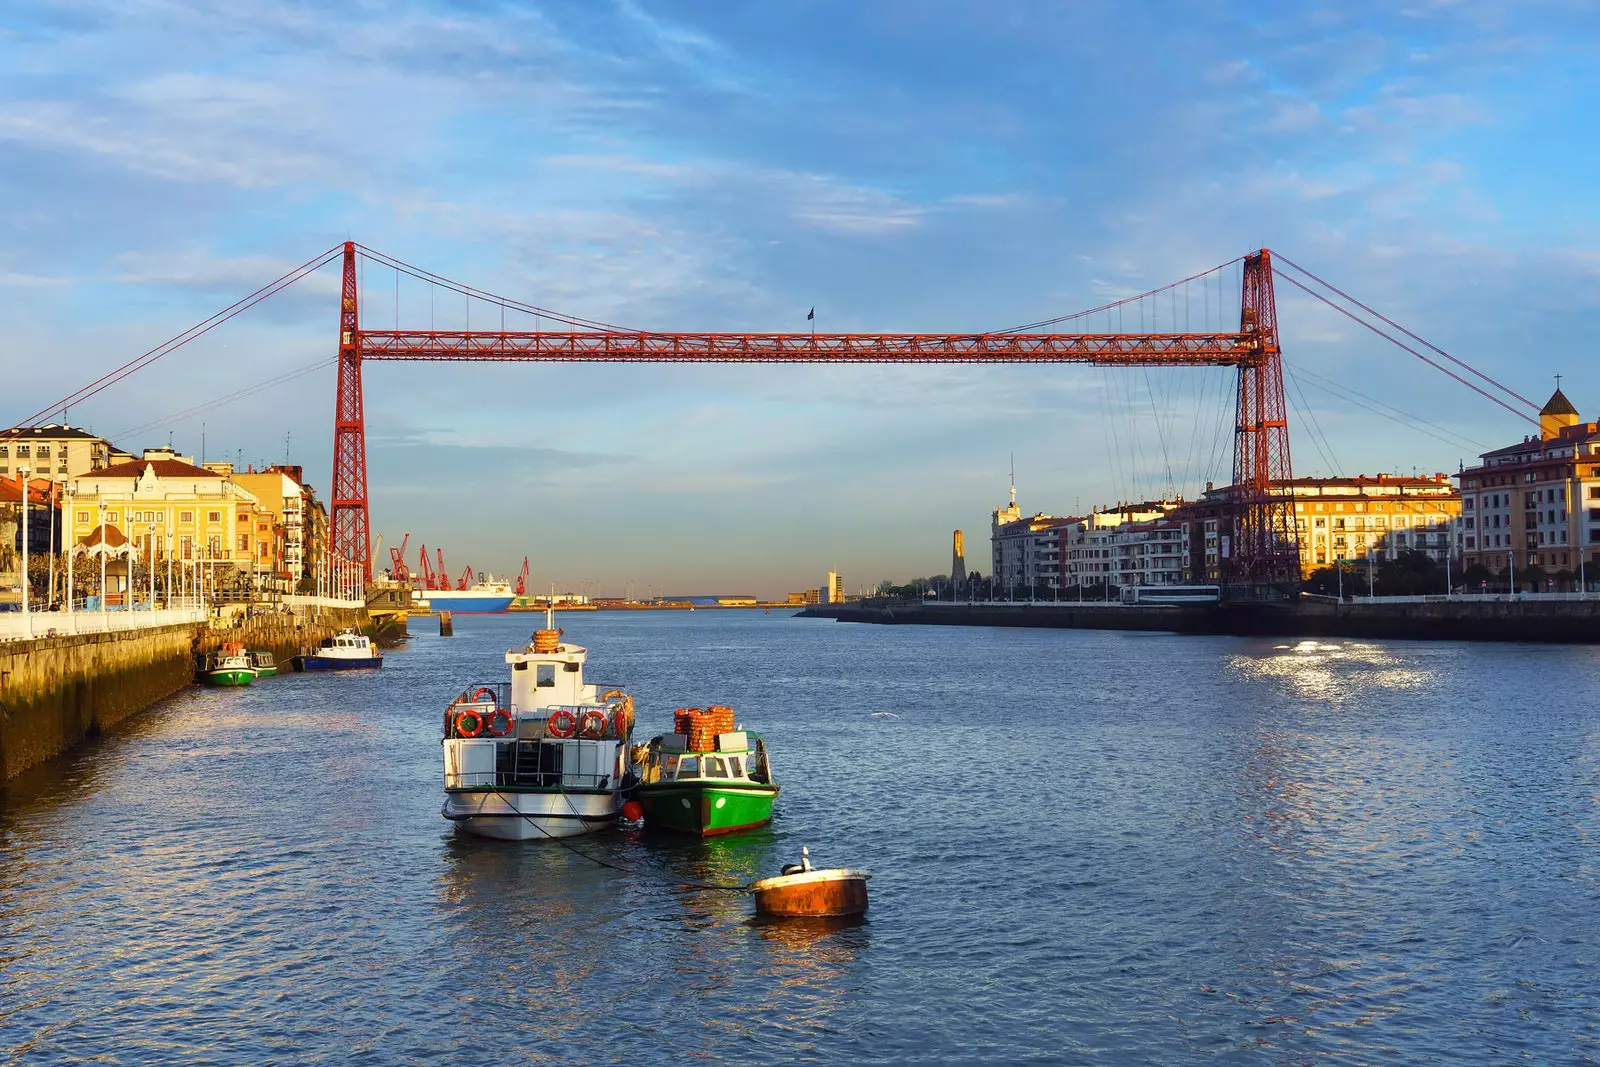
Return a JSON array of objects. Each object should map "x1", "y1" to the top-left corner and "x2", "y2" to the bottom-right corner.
[
  {"x1": 635, "y1": 708, "x2": 779, "y2": 836},
  {"x1": 441, "y1": 622, "x2": 636, "y2": 840},
  {"x1": 202, "y1": 641, "x2": 257, "y2": 687},
  {"x1": 295, "y1": 629, "x2": 382, "y2": 671}
]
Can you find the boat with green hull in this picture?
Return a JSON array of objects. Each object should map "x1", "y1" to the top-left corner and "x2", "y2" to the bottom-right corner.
[
  {"x1": 635, "y1": 727, "x2": 778, "y2": 836},
  {"x1": 202, "y1": 643, "x2": 257, "y2": 687},
  {"x1": 248, "y1": 650, "x2": 278, "y2": 676}
]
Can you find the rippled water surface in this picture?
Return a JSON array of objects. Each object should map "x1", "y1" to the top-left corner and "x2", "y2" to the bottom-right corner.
[{"x1": 3, "y1": 613, "x2": 1599, "y2": 1064}]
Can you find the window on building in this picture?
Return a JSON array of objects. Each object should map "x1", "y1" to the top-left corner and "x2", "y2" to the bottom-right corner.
[
  {"x1": 106, "y1": 510, "x2": 118, "y2": 523},
  {"x1": 238, "y1": 534, "x2": 249, "y2": 551},
  {"x1": 16, "y1": 445, "x2": 28, "y2": 457},
  {"x1": 208, "y1": 511, "x2": 221, "y2": 523},
  {"x1": 36, "y1": 446, "x2": 50, "y2": 458},
  {"x1": 0, "y1": 447, "x2": 7, "y2": 458},
  {"x1": 180, "y1": 511, "x2": 193, "y2": 523},
  {"x1": 76, "y1": 510, "x2": 89, "y2": 524}
]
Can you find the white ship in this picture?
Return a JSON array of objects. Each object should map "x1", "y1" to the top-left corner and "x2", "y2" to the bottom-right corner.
[
  {"x1": 413, "y1": 576, "x2": 516, "y2": 614},
  {"x1": 440, "y1": 612, "x2": 635, "y2": 840}
]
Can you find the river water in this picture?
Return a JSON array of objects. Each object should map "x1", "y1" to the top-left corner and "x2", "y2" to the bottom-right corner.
[{"x1": 2, "y1": 612, "x2": 1597, "y2": 1064}]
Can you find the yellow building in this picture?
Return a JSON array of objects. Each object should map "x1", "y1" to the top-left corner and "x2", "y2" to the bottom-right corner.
[
  {"x1": 229, "y1": 466, "x2": 310, "y2": 583},
  {"x1": 68, "y1": 448, "x2": 273, "y2": 583},
  {"x1": 1287, "y1": 474, "x2": 1461, "y2": 576}
]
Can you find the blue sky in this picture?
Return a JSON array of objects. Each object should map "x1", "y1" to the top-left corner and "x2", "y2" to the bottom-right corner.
[{"x1": 3, "y1": 0, "x2": 1598, "y2": 594}]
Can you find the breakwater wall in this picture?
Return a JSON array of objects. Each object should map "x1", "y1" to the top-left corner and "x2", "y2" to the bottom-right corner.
[
  {"x1": 800, "y1": 598, "x2": 1600, "y2": 644},
  {"x1": 2, "y1": 603, "x2": 373, "y2": 782}
]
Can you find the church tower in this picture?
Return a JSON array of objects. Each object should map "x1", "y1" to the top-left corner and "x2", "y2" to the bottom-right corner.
[{"x1": 1540, "y1": 384, "x2": 1579, "y2": 440}]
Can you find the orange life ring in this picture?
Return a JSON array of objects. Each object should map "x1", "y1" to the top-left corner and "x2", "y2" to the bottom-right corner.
[
  {"x1": 455, "y1": 709, "x2": 485, "y2": 738},
  {"x1": 485, "y1": 709, "x2": 513, "y2": 737},
  {"x1": 471, "y1": 686, "x2": 497, "y2": 705},
  {"x1": 578, "y1": 709, "x2": 608, "y2": 738},
  {"x1": 547, "y1": 709, "x2": 577, "y2": 738}
]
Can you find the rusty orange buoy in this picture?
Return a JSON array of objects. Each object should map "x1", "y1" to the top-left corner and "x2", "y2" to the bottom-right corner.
[{"x1": 750, "y1": 847, "x2": 869, "y2": 918}]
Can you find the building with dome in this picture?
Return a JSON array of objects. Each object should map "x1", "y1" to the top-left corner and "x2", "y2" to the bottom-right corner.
[{"x1": 1455, "y1": 385, "x2": 1600, "y2": 588}]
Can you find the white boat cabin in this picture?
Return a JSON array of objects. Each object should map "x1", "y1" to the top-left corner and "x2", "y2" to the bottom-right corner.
[{"x1": 441, "y1": 628, "x2": 635, "y2": 794}]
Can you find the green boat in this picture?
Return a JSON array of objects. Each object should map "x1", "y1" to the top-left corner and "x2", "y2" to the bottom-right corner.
[
  {"x1": 635, "y1": 730, "x2": 779, "y2": 836},
  {"x1": 203, "y1": 643, "x2": 257, "y2": 687},
  {"x1": 247, "y1": 650, "x2": 278, "y2": 677}
]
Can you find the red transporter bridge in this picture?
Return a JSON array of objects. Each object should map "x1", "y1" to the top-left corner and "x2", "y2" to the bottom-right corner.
[{"x1": 328, "y1": 242, "x2": 1297, "y2": 588}]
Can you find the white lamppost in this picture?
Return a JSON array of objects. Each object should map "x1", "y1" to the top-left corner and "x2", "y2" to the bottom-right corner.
[
  {"x1": 147, "y1": 523, "x2": 156, "y2": 612},
  {"x1": 165, "y1": 523, "x2": 173, "y2": 611},
  {"x1": 64, "y1": 480, "x2": 76, "y2": 619},
  {"x1": 46, "y1": 477, "x2": 56, "y2": 609},
  {"x1": 17, "y1": 463, "x2": 30, "y2": 632},
  {"x1": 98, "y1": 500, "x2": 108, "y2": 619}
]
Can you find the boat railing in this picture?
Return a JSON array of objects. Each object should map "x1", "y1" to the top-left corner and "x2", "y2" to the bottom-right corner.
[{"x1": 444, "y1": 735, "x2": 616, "y2": 791}]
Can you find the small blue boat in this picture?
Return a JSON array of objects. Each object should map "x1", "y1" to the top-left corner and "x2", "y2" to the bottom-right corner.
[{"x1": 295, "y1": 629, "x2": 383, "y2": 671}]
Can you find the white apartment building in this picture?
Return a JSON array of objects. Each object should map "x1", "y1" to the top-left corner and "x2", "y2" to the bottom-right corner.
[{"x1": 1063, "y1": 502, "x2": 1180, "y2": 588}]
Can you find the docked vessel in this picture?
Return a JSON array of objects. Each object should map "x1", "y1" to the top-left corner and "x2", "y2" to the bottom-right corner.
[
  {"x1": 414, "y1": 577, "x2": 516, "y2": 615},
  {"x1": 441, "y1": 618, "x2": 636, "y2": 840},
  {"x1": 294, "y1": 629, "x2": 383, "y2": 671},
  {"x1": 635, "y1": 706, "x2": 779, "y2": 836},
  {"x1": 248, "y1": 650, "x2": 278, "y2": 676},
  {"x1": 202, "y1": 642, "x2": 257, "y2": 687}
]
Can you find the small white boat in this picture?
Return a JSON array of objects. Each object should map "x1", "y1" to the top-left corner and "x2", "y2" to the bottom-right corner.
[
  {"x1": 295, "y1": 629, "x2": 383, "y2": 671},
  {"x1": 441, "y1": 611, "x2": 636, "y2": 840}
]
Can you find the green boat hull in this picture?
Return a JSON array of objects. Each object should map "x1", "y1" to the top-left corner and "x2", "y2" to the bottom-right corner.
[
  {"x1": 636, "y1": 780, "x2": 779, "y2": 836},
  {"x1": 205, "y1": 669, "x2": 256, "y2": 687},
  {"x1": 252, "y1": 665, "x2": 278, "y2": 677}
]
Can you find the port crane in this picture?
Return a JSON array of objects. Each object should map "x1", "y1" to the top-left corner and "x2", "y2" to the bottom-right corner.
[
  {"x1": 388, "y1": 532, "x2": 411, "y2": 583},
  {"x1": 514, "y1": 557, "x2": 529, "y2": 596}
]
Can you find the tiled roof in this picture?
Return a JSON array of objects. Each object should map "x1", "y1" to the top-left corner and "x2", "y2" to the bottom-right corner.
[
  {"x1": 0, "y1": 424, "x2": 108, "y2": 442},
  {"x1": 83, "y1": 458, "x2": 224, "y2": 480}
]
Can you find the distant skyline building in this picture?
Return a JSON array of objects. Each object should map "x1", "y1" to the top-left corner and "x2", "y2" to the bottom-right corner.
[
  {"x1": 951, "y1": 530, "x2": 966, "y2": 590},
  {"x1": 825, "y1": 570, "x2": 844, "y2": 604},
  {"x1": 1457, "y1": 386, "x2": 1596, "y2": 585}
]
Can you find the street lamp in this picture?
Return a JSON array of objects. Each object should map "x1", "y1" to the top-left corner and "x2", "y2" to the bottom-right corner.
[
  {"x1": 64, "y1": 480, "x2": 76, "y2": 620},
  {"x1": 17, "y1": 463, "x2": 30, "y2": 632},
  {"x1": 98, "y1": 500, "x2": 108, "y2": 619},
  {"x1": 147, "y1": 523, "x2": 156, "y2": 611}
]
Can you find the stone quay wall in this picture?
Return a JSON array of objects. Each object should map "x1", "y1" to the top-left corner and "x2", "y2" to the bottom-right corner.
[
  {"x1": 1, "y1": 602, "x2": 373, "y2": 781},
  {"x1": 0, "y1": 622, "x2": 197, "y2": 781}
]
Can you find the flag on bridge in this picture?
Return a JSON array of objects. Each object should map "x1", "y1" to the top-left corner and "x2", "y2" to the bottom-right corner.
[{"x1": 806, "y1": 307, "x2": 814, "y2": 321}]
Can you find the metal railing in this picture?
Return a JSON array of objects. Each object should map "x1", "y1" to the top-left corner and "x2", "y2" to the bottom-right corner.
[{"x1": 0, "y1": 606, "x2": 208, "y2": 641}]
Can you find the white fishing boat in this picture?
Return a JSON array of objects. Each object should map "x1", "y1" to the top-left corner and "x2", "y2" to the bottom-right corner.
[
  {"x1": 440, "y1": 611, "x2": 636, "y2": 840},
  {"x1": 294, "y1": 629, "x2": 383, "y2": 671}
]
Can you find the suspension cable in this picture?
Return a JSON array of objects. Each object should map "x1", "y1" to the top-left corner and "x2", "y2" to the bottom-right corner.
[
  {"x1": 996, "y1": 256, "x2": 1247, "y2": 334},
  {"x1": 1275, "y1": 253, "x2": 1536, "y2": 411},
  {"x1": 5, "y1": 244, "x2": 344, "y2": 435},
  {"x1": 353, "y1": 245, "x2": 640, "y2": 334},
  {"x1": 1275, "y1": 272, "x2": 1538, "y2": 426},
  {"x1": 114, "y1": 356, "x2": 338, "y2": 440}
]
